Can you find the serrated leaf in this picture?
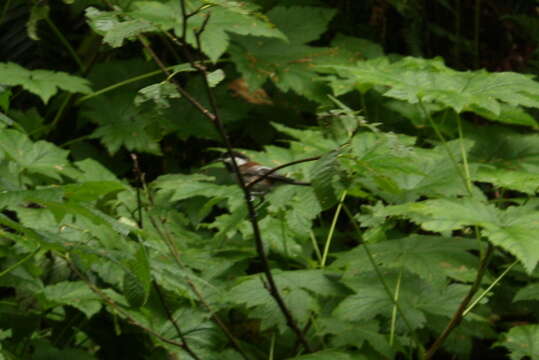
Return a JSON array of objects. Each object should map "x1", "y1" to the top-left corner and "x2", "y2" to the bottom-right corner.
[
  {"x1": 514, "y1": 283, "x2": 539, "y2": 302},
  {"x1": 321, "y1": 57, "x2": 539, "y2": 119},
  {"x1": 0, "y1": 129, "x2": 70, "y2": 180},
  {"x1": 331, "y1": 235, "x2": 479, "y2": 282},
  {"x1": 135, "y1": 82, "x2": 181, "y2": 108},
  {"x1": 43, "y1": 281, "x2": 102, "y2": 318},
  {"x1": 495, "y1": 324, "x2": 539, "y2": 360},
  {"x1": 268, "y1": 6, "x2": 336, "y2": 44},
  {"x1": 377, "y1": 199, "x2": 539, "y2": 272},
  {"x1": 86, "y1": 7, "x2": 154, "y2": 48},
  {"x1": 123, "y1": 244, "x2": 151, "y2": 308},
  {"x1": 310, "y1": 150, "x2": 342, "y2": 209},
  {"x1": 183, "y1": 5, "x2": 286, "y2": 62},
  {"x1": 0, "y1": 63, "x2": 91, "y2": 103},
  {"x1": 229, "y1": 270, "x2": 343, "y2": 331},
  {"x1": 317, "y1": 319, "x2": 392, "y2": 357}
]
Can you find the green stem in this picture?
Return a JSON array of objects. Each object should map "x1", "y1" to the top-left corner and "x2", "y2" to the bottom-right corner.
[
  {"x1": 389, "y1": 270, "x2": 402, "y2": 346},
  {"x1": 45, "y1": 16, "x2": 84, "y2": 72},
  {"x1": 320, "y1": 190, "x2": 347, "y2": 267},
  {"x1": 0, "y1": 246, "x2": 40, "y2": 278},
  {"x1": 463, "y1": 260, "x2": 517, "y2": 317},
  {"x1": 418, "y1": 99, "x2": 470, "y2": 196},
  {"x1": 75, "y1": 69, "x2": 167, "y2": 105},
  {"x1": 456, "y1": 116, "x2": 473, "y2": 194},
  {"x1": 342, "y1": 205, "x2": 423, "y2": 355}
]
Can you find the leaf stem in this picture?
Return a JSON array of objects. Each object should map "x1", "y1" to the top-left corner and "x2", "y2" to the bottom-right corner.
[
  {"x1": 320, "y1": 190, "x2": 347, "y2": 267},
  {"x1": 425, "y1": 243, "x2": 494, "y2": 359}
]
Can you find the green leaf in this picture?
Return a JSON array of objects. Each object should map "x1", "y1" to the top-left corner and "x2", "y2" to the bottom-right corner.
[
  {"x1": 228, "y1": 270, "x2": 343, "y2": 331},
  {"x1": 85, "y1": 7, "x2": 154, "y2": 48},
  {"x1": 229, "y1": 6, "x2": 360, "y2": 101},
  {"x1": 514, "y1": 283, "x2": 539, "y2": 302},
  {"x1": 207, "y1": 69, "x2": 225, "y2": 88},
  {"x1": 289, "y1": 350, "x2": 359, "y2": 360},
  {"x1": 495, "y1": 324, "x2": 539, "y2": 360},
  {"x1": 318, "y1": 319, "x2": 393, "y2": 357},
  {"x1": 123, "y1": 243, "x2": 151, "y2": 308},
  {"x1": 43, "y1": 281, "x2": 102, "y2": 318},
  {"x1": 332, "y1": 235, "x2": 479, "y2": 282},
  {"x1": 0, "y1": 63, "x2": 91, "y2": 104},
  {"x1": 27, "y1": 4, "x2": 49, "y2": 41},
  {"x1": 268, "y1": 6, "x2": 336, "y2": 44},
  {"x1": 183, "y1": 4, "x2": 286, "y2": 62},
  {"x1": 0, "y1": 129, "x2": 70, "y2": 180},
  {"x1": 310, "y1": 150, "x2": 344, "y2": 210},
  {"x1": 135, "y1": 82, "x2": 181, "y2": 108},
  {"x1": 377, "y1": 199, "x2": 539, "y2": 272},
  {"x1": 320, "y1": 57, "x2": 539, "y2": 119}
]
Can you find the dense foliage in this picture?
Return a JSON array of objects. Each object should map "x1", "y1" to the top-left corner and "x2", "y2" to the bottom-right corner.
[{"x1": 1, "y1": 0, "x2": 539, "y2": 359}]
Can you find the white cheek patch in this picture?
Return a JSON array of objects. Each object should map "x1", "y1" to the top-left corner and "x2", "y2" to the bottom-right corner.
[{"x1": 233, "y1": 157, "x2": 248, "y2": 166}]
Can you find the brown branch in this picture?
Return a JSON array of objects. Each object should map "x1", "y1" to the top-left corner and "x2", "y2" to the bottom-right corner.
[
  {"x1": 425, "y1": 243, "x2": 494, "y2": 359},
  {"x1": 66, "y1": 258, "x2": 202, "y2": 359},
  {"x1": 131, "y1": 153, "x2": 250, "y2": 360},
  {"x1": 179, "y1": 0, "x2": 313, "y2": 352},
  {"x1": 246, "y1": 156, "x2": 321, "y2": 189}
]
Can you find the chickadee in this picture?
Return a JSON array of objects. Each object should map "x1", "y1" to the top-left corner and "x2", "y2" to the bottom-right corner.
[{"x1": 221, "y1": 151, "x2": 310, "y2": 194}]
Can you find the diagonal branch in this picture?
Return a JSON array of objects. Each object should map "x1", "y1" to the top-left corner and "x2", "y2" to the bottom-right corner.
[
  {"x1": 173, "y1": 0, "x2": 312, "y2": 352},
  {"x1": 245, "y1": 156, "x2": 320, "y2": 189},
  {"x1": 425, "y1": 243, "x2": 494, "y2": 359}
]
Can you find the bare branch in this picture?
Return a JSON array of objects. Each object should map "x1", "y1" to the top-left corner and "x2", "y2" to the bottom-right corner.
[{"x1": 246, "y1": 156, "x2": 321, "y2": 189}]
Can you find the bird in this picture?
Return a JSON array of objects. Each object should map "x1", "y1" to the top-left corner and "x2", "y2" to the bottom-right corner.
[{"x1": 221, "y1": 151, "x2": 310, "y2": 194}]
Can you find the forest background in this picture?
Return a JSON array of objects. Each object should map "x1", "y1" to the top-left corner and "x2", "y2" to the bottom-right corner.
[{"x1": 1, "y1": 0, "x2": 539, "y2": 359}]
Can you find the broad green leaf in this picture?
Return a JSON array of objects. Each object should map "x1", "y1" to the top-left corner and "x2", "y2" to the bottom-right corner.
[
  {"x1": 0, "y1": 129, "x2": 70, "y2": 180},
  {"x1": 377, "y1": 199, "x2": 539, "y2": 272},
  {"x1": 85, "y1": 7, "x2": 154, "y2": 48},
  {"x1": 320, "y1": 57, "x2": 539, "y2": 120},
  {"x1": 229, "y1": 6, "x2": 362, "y2": 101},
  {"x1": 335, "y1": 271, "x2": 468, "y2": 330},
  {"x1": 228, "y1": 270, "x2": 343, "y2": 331},
  {"x1": 84, "y1": 90, "x2": 162, "y2": 155},
  {"x1": 469, "y1": 127, "x2": 539, "y2": 193},
  {"x1": 123, "y1": 243, "x2": 151, "y2": 308},
  {"x1": 0, "y1": 63, "x2": 91, "y2": 104},
  {"x1": 495, "y1": 324, "x2": 539, "y2": 360},
  {"x1": 43, "y1": 281, "x2": 101, "y2": 318},
  {"x1": 268, "y1": 6, "x2": 336, "y2": 44},
  {"x1": 183, "y1": 5, "x2": 286, "y2": 61},
  {"x1": 310, "y1": 150, "x2": 343, "y2": 209},
  {"x1": 514, "y1": 283, "x2": 539, "y2": 302},
  {"x1": 317, "y1": 319, "x2": 393, "y2": 357},
  {"x1": 135, "y1": 82, "x2": 181, "y2": 108},
  {"x1": 331, "y1": 235, "x2": 479, "y2": 282},
  {"x1": 154, "y1": 173, "x2": 242, "y2": 208}
]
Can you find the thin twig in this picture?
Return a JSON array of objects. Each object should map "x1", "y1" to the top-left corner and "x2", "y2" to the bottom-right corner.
[
  {"x1": 66, "y1": 257, "x2": 202, "y2": 359},
  {"x1": 246, "y1": 156, "x2": 321, "y2": 189},
  {"x1": 183, "y1": 0, "x2": 312, "y2": 352},
  {"x1": 131, "y1": 152, "x2": 249, "y2": 359},
  {"x1": 131, "y1": 154, "x2": 200, "y2": 357},
  {"x1": 424, "y1": 243, "x2": 494, "y2": 359}
]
